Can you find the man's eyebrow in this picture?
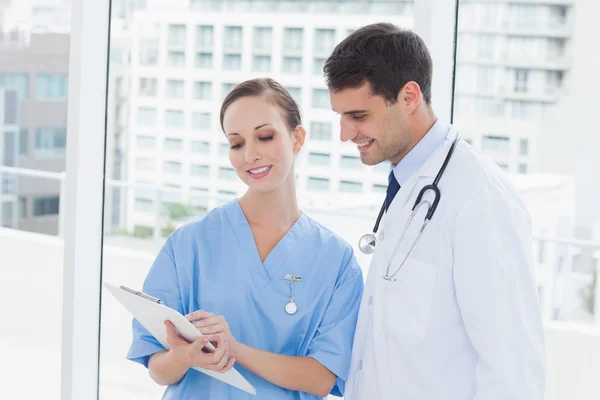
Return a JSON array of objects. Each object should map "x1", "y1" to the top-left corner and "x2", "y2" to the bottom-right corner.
[{"x1": 343, "y1": 110, "x2": 368, "y2": 115}]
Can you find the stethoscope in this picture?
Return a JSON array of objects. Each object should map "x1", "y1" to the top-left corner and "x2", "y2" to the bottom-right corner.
[{"x1": 358, "y1": 136, "x2": 460, "y2": 281}]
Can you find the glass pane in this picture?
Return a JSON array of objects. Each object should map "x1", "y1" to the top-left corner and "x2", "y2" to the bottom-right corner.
[{"x1": 0, "y1": 3, "x2": 70, "y2": 398}]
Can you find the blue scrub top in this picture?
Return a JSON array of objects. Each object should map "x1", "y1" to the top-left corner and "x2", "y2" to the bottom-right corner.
[{"x1": 127, "y1": 199, "x2": 364, "y2": 400}]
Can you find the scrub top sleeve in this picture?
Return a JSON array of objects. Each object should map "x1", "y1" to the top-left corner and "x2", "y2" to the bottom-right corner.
[
  {"x1": 127, "y1": 240, "x2": 184, "y2": 368},
  {"x1": 307, "y1": 252, "x2": 364, "y2": 397}
]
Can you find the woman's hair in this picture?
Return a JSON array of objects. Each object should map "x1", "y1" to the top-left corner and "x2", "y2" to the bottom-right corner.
[{"x1": 219, "y1": 78, "x2": 302, "y2": 133}]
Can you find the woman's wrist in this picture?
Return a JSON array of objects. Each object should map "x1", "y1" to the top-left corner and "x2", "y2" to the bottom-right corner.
[
  {"x1": 168, "y1": 346, "x2": 192, "y2": 369},
  {"x1": 228, "y1": 339, "x2": 243, "y2": 359}
]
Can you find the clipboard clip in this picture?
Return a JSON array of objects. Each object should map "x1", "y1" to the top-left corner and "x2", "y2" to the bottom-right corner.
[{"x1": 120, "y1": 285, "x2": 163, "y2": 304}]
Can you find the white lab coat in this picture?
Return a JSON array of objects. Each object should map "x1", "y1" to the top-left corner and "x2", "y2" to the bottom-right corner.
[{"x1": 345, "y1": 127, "x2": 546, "y2": 400}]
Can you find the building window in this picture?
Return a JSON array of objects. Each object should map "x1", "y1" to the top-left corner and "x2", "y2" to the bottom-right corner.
[
  {"x1": 192, "y1": 112, "x2": 211, "y2": 131},
  {"x1": 166, "y1": 79, "x2": 185, "y2": 98},
  {"x1": 168, "y1": 24, "x2": 186, "y2": 48},
  {"x1": 482, "y1": 135, "x2": 510, "y2": 153},
  {"x1": 191, "y1": 164, "x2": 209, "y2": 177},
  {"x1": 512, "y1": 4, "x2": 537, "y2": 29},
  {"x1": 139, "y1": 78, "x2": 157, "y2": 96},
  {"x1": 18, "y1": 197, "x2": 26, "y2": 219},
  {"x1": 219, "y1": 143, "x2": 229, "y2": 155},
  {"x1": 222, "y1": 83, "x2": 237, "y2": 100},
  {"x1": 282, "y1": 57, "x2": 302, "y2": 74},
  {"x1": 476, "y1": 66, "x2": 494, "y2": 92},
  {"x1": 33, "y1": 196, "x2": 60, "y2": 217},
  {"x1": 252, "y1": 56, "x2": 271, "y2": 72},
  {"x1": 519, "y1": 163, "x2": 528, "y2": 174},
  {"x1": 314, "y1": 29, "x2": 336, "y2": 54},
  {"x1": 511, "y1": 100, "x2": 534, "y2": 120},
  {"x1": 477, "y1": 35, "x2": 495, "y2": 60},
  {"x1": 135, "y1": 157, "x2": 154, "y2": 171},
  {"x1": 373, "y1": 184, "x2": 387, "y2": 193},
  {"x1": 164, "y1": 161, "x2": 182, "y2": 174},
  {"x1": 285, "y1": 87, "x2": 302, "y2": 104},
  {"x1": 219, "y1": 167, "x2": 237, "y2": 181},
  {"x1": 313, "y1": 58, "x2": 325, "y2": 76},
  {"x1": 340, "y1": 180, "x2": 362, "y2": 193},
  {"x1": 340, "y1": 155, "x2": 362, "y2": 169},
  {"x1": 135, "y1": 198, "x2": 153, "y2": 212},
  {"x1": 35, "y1": 127, "x2": 66, "y2": 156},
  {"x1": 312, "y1": 89, "x2": 330, "y2": 109},
  {"x1": 546, "y1": 71, "x2": 563, "y2": 94},
  {"x1": 224, "y1": 26, "x2": 243, "y2": 52},
  {"x1": 19, "y1": 129, "x2": 28, "y2": 155},
  {"x1": 136, "y1": 135, "x2": 155, "y2": 148},
  {"x1": 283, "y1": 28, "x2": 303, "y2": 51},
  {"x1": 191, "y1": 141, "x2": 210, "y2": 153},
  {"x1": 163, "y1": 183, "x2": 182, "y2": 203},
  {"x1": 308, "y1": 152, "x2": 331, "y2": 166},
  {"x1": 138, "y1": 107, "x2": 157, "y2": 125},
  {"x1": 194, "y1": 81, "x2": 212, "y2": 100},
  {"x1": 139, "y1": 39, "x2": 158, "y2": 65},
  {"x1": 519, "y1": 139, "x2": 529, "y2": 156},
  {"x1": 253, "y1": 27, "x2": 272, "y2": 52},
  {"x1": 514, "y1": 69, "x2": 529, "y2": 93},
  {"x1": 223, "y1": 54, "x2": 242, "y2": 70},
  {"x1": 0, "y1": 73, "x2": 29, "y2": 99},
  {"x1": 195, "y1": 52, "x2": 213, "y2": 68},
  {"x1": 167, "y1": 51, "x2": 185, "y2": 67},
  {"x1": 196, "y1": 25, "x2": 214, "y2": 48},
  {"x1": 375, "y1": 162, "x2": 390, "y2": 172},
  {"x1": 36, "y1": 74, "x2": 68, "y2": 99},
  {"x1": 165, "y1": 110, "x2": 185, "y2": 128},
  {"x1": 310, "y1": 122, "x2": 331, "y2": 140},
  {"x1": 307, "y1": 177, "x2": 329, "y2": 192},
  {"x1": 164, "y1": 138, "x2": 183, "y2": 151}
]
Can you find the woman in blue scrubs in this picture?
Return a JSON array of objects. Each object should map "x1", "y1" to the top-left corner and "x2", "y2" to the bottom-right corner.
[{"x1": 127, "y1": 78, "x2": 364, "y2": 399}]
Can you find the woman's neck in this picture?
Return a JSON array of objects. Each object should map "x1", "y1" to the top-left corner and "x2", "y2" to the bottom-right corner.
[{"x1": 238, "y1": 175, "x2": 301, "y2": 230}]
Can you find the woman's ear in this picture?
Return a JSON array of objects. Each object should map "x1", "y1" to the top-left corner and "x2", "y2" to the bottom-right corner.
[{"x1": 292, "y1": 125, "x2": 306, "y2": 154}]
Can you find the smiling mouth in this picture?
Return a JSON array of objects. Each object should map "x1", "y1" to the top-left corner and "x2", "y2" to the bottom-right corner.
[
  {"x1": 355, "y1": 139, "x2": 374, "y2": 151},
  {"x1": 247, "y1": 165, "x2": 272, "y2": 179}
]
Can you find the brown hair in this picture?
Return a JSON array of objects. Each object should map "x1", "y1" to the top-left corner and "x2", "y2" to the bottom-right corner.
[{"x1": 219, "y1": 78, "x2": 302, "y2": 133}]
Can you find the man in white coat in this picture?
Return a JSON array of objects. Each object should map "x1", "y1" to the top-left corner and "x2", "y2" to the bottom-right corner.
[{"x1": 324, "y1": 23, "x2": 545, "y2": 399}]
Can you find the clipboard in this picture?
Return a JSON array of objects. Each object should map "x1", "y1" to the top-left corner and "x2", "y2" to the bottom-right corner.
[{"x1": 103, "y1": 282, "x2": 256, "y2": 395}]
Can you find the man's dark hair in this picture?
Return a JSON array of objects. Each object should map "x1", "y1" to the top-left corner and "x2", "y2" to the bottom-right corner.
[{"x1": 323, "y1": 23, "x2": 433, "y2": 105}]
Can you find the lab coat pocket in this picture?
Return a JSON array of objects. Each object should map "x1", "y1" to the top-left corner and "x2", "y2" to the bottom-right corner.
[{"x1": 382, "y1": 255, "x2": 436, "y2": 338}]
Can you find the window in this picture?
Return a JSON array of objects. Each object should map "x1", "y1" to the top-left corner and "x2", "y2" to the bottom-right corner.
[
  {"x1": 35, "y1": 127, "x2": 66, "y2": 156},
  {"x1": 139, "y1": 39, "x2": 158, "y2": 65},
  {"x1": 373, "y1": 184, "x2": 387, "y2": 193},
  {"x1": 375, "y1": 162, "x2": 390, "y2": 172},
  {"x1": 137, "y1": 107, "x2": 157, "y2": 125},
  {"x1": 546, "y1": 71, "x2": 563, "y2": 94},
  {"x1": 482, "y1": 135, "x2": 510, "y2": 153},
  {"x1": 314, "y1": 29, "x2": 336, "y2": 54},
  {"x1": 313, "y1": 58, "x2": 325, "y2": 76},
  {"x1": 520, "y1": 139, "x2": 529, "y2": 156},
  {"x1": 476, "y1": 67, "x2": 494, "y2": 92},
  {"x1": 139, "y1": 78, "x2": 157, "y2": 96},
  {"x1": 33, "y1": 196, "x2": 60, "y2": 217},
  {"x1": 307, "y1": 177, "x2": 329, "y2": 192},
  {"x1": 514, "y1": 69, "x2": 529, "y2": 93},
  {"x1": 312, "y1": 89, "x2": 330, "y2": 109},
  {"x1": 286, "y1": 87, "x2": 302, "y2": 104},
  {"x1": 222, "y1": 83, "x2": 237, "y2": 100},
  {"x1": 340, "y1": 155, "x2": 362, "y2": 169},
  {"x1": 18, "y1": 197, "x2": 26, "y2": 219},
  {"x1": 308, "y1": 152, "x2": 331, "y2": 166},
  {"x1": 164, "y1": 161, "x2": 182, "y2": 174},
  {"x1": 224, "y1": 26, "x2": 243, "y2": 51},
  {"x1": 168, "y1": 24, "x2": 186, "y2": 48},
  {"x1": 340, "y1": 180, "x2": 362, "y2": 193},
  {"x1": 194, "y1": 81, "x2": 212, "y2": 100},
  {"x1": 511, "y1": 100, "x2": 534, "y2": 120},
  {"x1": 166, "y1": 79, "x2": 184, "y2": 98},
  {"x1": 191, "y1": 187, "x2": 209, "y2": 207},
  {"x1": 549, "y1": 5, "x2": 568, "y2": 28},
  {"x1": 195, "y1": 52, "x2": 213, "y2": 68},
  {"x1": 512, "y1": 4, "x2": 537, "y2": 29},
  {"x1": 223, "y1": 54, "x2": 242, "y2": 70},
  {"x1": 0, "y1": 73, "x2": 29, "y2": 99},
  {"x1": 253, "y1": 27, "x2": 272, "y2": 51},
  {"x1": 282, "y1": 57, "x2": 302, "y2": 73},
  {"x1": 310, "y1": 122, "x2": 331, "y2": 140},
  {"x1": 167, "y1": 51, "x2": 185, "y2": 67},
  {"x1": 135, "y1": 157, "x2": 154, "y2": 171},
  {"x1": 164, "y1": 138, "x2": 183, "y2": 151},
  {"x1": 219, "y1": 167, "x2": 237, "y2": 181},
  {"x1": 165, "y1": 110, "x2": 185, "y2": 128},
  {"x1": 252, "y1": 56, "x2": 271, "y2": 72},
  {"x1": 36, "y1": 74, "x2": 68, "y2": 99},
  {"x1": 192, "y1": 112, "x2": 211, "y2": 131},
  {"x1": 477, "y1": 35, "x2": 495, "y2": 60},
  {"x1": 191, "y1": 141, "x2": 209, "y2": 153},
  {"x1": 196, "y1": 25, "x2": 213, "y2": 48},
  {"x1": 19, "y1": 129, "x2": 28, "y2": 155},
  {"x1": 163, "y1": 183, "x2": 182, "y2": 203},
  {"x1": 136, "y1": 135, "x2": 155, "y2": 148},
  {"x1": 283, "y1": 28, "x2": 303, "y2": 51},
  {"x1": 135, "y1": 198, "x2": 153, "y2": 212},
  {"x1": 519, "y1": 163, "x2": 528, "y2": 174},
  {"x1": 191, "y1": 164, "x2": 209, "y2": 177},
  {"x1": 219, "y1": 143, "x2": 229, "y2": 155}
]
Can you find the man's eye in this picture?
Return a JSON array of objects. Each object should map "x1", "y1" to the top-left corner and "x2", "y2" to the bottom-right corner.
[{"x1": 352, "y1": 115, "x2": 366, "y2": 121}]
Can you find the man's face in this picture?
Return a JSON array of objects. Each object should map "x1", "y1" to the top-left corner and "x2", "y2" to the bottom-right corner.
[{"x1": 329, "y1": 82, "x2": 412, "y2": 166}]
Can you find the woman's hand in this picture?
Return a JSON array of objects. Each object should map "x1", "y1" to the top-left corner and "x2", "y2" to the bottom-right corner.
[
  {"x1": 164, "y1": 320, "x2": 236, "y2": 373},
  {"x1": 186, "y1": 310, "x2": 238, "y2": 349}
]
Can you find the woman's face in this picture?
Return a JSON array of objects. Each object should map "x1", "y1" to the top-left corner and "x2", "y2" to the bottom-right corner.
[{"x1": 222, "y1": 96, "x2": 304, "y2": 193}]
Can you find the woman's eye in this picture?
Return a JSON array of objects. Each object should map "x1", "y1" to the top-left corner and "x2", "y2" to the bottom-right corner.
[
  {"x1": 259, "y1": 136, "x2": 274, "y2": 142},
  {"x1": 230, "y1": 143, "x2": 242, "y2": 149}
]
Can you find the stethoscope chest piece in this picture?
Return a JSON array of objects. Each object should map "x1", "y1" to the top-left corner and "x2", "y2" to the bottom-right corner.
[{"x1": 358, "y1": 233, "x2": 377, "y2": 255}]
